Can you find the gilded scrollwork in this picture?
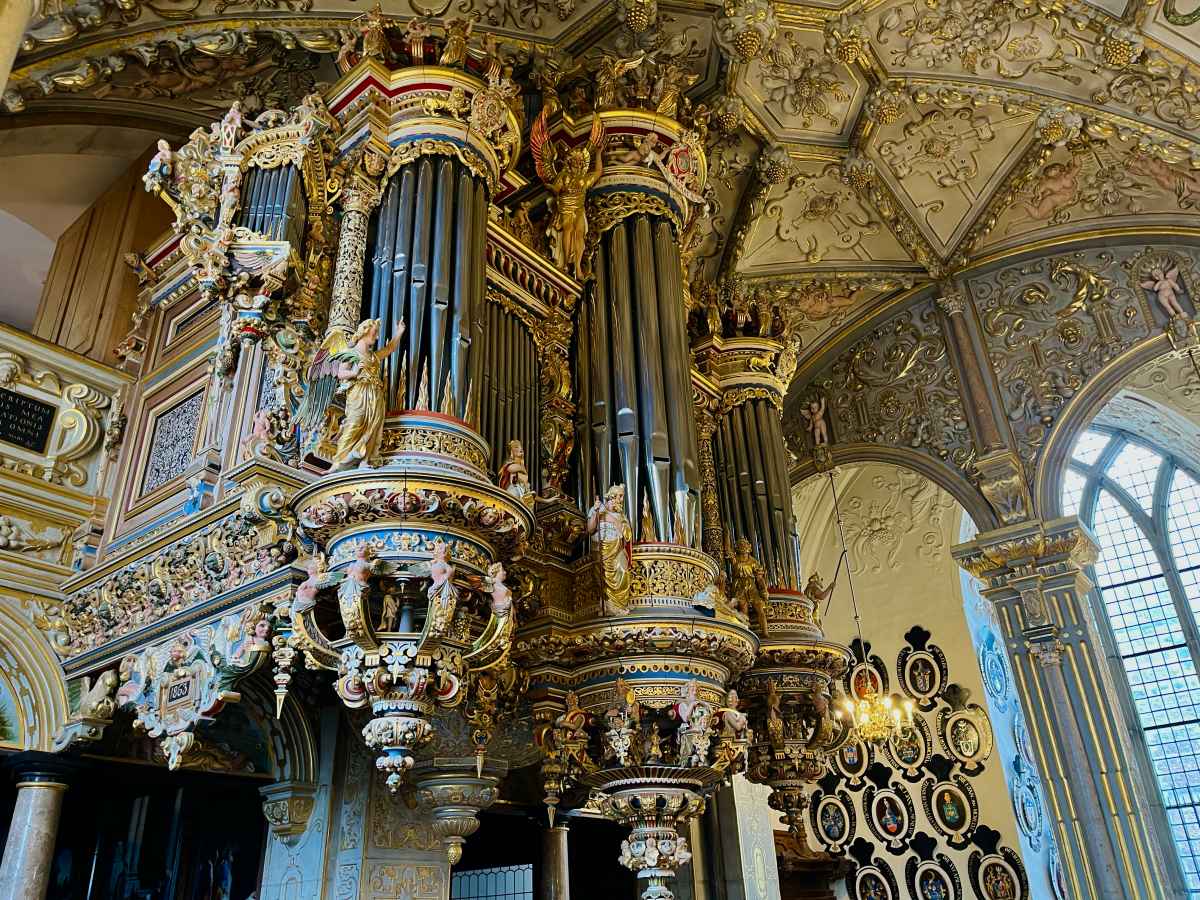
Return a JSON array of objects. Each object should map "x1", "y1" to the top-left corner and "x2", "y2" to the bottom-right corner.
[
  {"x1": 968, "y1": 247, "x2": 1162, "y2": 477},
  {"x1": 788, "y1": 298, "x2": 973, "y2": 474}
]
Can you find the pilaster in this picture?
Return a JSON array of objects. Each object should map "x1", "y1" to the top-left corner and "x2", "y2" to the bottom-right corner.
[
  {"x1": 934, "y1": 286, "x2": 1034, "y2": 525},
  {"x1": 954, "y1": 517, "x2": 1176, "y2": 900}
]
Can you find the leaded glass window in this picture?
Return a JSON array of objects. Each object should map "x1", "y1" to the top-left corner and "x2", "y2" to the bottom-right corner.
[{"x1": 1064, "y1": 427, "x2": 1200, "y2": 891}]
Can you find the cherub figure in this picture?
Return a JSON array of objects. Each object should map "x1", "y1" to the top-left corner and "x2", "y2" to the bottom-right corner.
[
  {"x1": 530, "y1": 111, "x2": 606, "y2": 279},
  {"x1": 594, "y1": 51, "x2": 644, "y2": 110},
  {"x1": 800, "y1": 396, "x2": 829, "y2": 447},
  {"x1": 293, "y1": 554, "x2": 340, "y2": 615},
  {"x1": 803, "y1": 571, "x2": 835, "y2": 629},
  {"x1": 1141, "y1": 264, "x2": 1190, "y2": 319},
  {"x1": 1021, "y1": 157, "x2": 1079, "y2": 221},
  {"x1": 296, "y1": 318, "x2": 406, "y2": 471},
  {"x1": 612, "y1": 132, "x2": 658, "y2": 166},
  {"x1": 145, "y1": 139, "x2": 173, "y2": 188}
]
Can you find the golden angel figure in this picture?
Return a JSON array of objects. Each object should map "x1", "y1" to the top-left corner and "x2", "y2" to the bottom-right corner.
[
  {"x1": 588, "y1": 484, "x2": 632, "y2": 612},
  {"x1": 594, "y1": 51, "x2": 644, "y2": 110},
  {"x1": 531, "y1": 110, "x2": 606, "y2": 280},
  {"x1": 296, "y1": 319, "x2": 406, "y2": 471},
  {"x1": 730, "y1": 538, "x2": 770, "y2": 634}
]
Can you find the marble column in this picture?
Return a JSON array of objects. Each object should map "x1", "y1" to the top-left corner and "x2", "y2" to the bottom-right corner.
[
  {"x1": 0, "y1": 754, "x2": 72, "y2": 900},
  {"x1": 0, "y1": 0, "x2": 38, "y2": 98},
  {"x1": 954, "y1": 518, "x2": 1177, "y2": 900},
  {"x1": 540, "y1": 824, "x2": 569, "y2": 900}
]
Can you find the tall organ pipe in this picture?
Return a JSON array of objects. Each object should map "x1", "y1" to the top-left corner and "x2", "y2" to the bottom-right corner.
[{"x1": 588, "y1": 214, "x2": 704, "y2": 546}]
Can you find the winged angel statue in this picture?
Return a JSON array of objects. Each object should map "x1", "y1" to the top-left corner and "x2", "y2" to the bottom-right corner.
[
  {"x1": 296, "y1": 319, "x2": 406, "y2": 470},
  {"x1": 530, "y1": 111, "x2": 606, "y2": 280}
]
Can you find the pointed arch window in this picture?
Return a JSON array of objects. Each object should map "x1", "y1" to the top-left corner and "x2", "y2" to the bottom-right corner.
[{"x1": 1064, "y1": 427, "x2": 1200, "y2": 891}]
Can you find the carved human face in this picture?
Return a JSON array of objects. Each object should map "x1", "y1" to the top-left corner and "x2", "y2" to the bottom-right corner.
[{"x1": 254, "y1": 619, "x2": 271, "y2": 639}]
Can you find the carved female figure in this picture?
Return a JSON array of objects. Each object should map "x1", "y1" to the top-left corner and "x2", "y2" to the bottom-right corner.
[
  {"x1": 588, "y1": 484, "x2": 633, "y2": 611},
  {"x1": 498, "y1": 439, "x2": 533, "y2": 500},
  {"x1": 330, "y1": 319, "x2": 406, "y2": 470},
  {"x1": 426, "y1": 539, "x2": 459, "y2": 636}
]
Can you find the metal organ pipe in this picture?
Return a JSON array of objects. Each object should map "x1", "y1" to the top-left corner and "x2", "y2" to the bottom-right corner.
[{"x1": 588, "y1": 214, "x2": 705, "y2": 546}]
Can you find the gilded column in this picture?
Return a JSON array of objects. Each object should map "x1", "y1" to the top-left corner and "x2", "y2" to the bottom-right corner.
[
  {"x1": 954, "y1": 518, "x2": 1175, "y2": 900},
  {"x1": 0, "y1": 0, "x2": 38, "y2": 96},
  {"x1": 935, "y1": 287, "x2": 1033, "y2": 525},
  {"x1": 540, "y1": 824, "x2": 570, "y2": 900},
  {"x1": 0, "y1": 755, "x2": 72, "y2": 900},
  {"x1": 327, "y1": 166, "x2": 384, "y2": 334},
  {"x1": 695, "y1": 397, "x2": 724, "y2": 560}
]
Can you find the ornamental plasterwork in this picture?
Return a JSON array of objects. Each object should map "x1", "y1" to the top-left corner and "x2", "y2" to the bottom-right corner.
[
  {"x1": 979, "y1": 131, "x2": 1200, "y2": 256},
  {"x1": 868, "y1": 101, "x2": 1038, "y2": 258},
  {"x1": 965, "y1": 244, "x2": 1181, "y2": 478},
  {"x1": 737, "y1": 27, "x2": 863, "y2": 142},
  {"x1": 783, "y1": 298, "x2": 973, "y2": 473},
  {"x1": 737, "y1": 156, "x2": 911, "y2": 277},
  {"x1": 836, "y1": 466, "x2": 957, "y2": 575}
]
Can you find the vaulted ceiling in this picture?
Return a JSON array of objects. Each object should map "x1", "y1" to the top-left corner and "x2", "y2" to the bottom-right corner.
[{"x1": 7, "y1": 0, "x2": 1200, "y2": 363}]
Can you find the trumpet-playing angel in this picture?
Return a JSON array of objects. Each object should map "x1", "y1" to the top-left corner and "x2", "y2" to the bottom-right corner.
[
  {"x1": 296, "y1": 319, "x2": 406, "y2": 471},
  {"x1": 530, "y1": 110, "x2": 606, "y2": 280}
]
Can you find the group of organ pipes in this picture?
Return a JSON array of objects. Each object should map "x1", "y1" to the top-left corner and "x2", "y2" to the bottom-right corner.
[{"x1": 65, "y1": 12, "x2": 851, "y2": 900}]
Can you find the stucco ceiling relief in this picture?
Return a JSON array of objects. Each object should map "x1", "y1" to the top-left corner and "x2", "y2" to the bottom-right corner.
[{"x1": 868, "y1": 100, "x2": 1038, "y2": 258}]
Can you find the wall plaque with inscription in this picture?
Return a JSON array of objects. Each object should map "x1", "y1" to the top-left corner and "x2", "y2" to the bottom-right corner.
[{"x1": 0, "y1": 386, "x2": 56, "y2": 454}]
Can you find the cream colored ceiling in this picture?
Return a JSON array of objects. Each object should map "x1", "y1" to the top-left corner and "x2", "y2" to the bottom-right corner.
[
  {"x1": 7, "y1": 0, "x2": 1200, "y2": 364},
  {"x1": 1093, "y1": 351, "x2": 1200, "y2": 463},
  {"x1": 0, "y1": 124, "x2": 160, "y2": 330}
]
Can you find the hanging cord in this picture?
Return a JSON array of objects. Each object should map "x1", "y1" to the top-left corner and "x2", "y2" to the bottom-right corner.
[{"x1": 824, "y1": 471, "x2": 866, "y2": 655}]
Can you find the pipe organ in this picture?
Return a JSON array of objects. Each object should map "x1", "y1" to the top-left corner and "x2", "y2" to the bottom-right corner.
[
  {"x1": 40, "y1": 15, "x2": 852, "y2": 900},
  {"x1": 364, "y1": 157, "x2": 488, "y2": 418}
]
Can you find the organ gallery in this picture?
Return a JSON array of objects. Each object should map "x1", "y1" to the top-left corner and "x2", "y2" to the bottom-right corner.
[{"x1": 1, "y1": 2, "x2": 1200, "y2": 899}]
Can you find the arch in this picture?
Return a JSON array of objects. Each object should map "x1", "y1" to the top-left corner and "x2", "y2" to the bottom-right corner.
[
  {"x1": 0, "y1": 598, "x2": 69, "y2": 751},
  {"x1": 239, "y1": 672, "x2": 319, "y2": 785},
  {"x1": 789, "y1": 442, "x2": 996, "y2": 532},
  {"x1": 1034, "y1": 332, "x2": 1176, "y2": 518}
]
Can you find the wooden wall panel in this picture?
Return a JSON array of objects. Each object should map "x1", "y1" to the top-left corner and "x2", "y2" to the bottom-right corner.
[{"x1": 33, "y1": 146, "x2": 172, "y2": 365}]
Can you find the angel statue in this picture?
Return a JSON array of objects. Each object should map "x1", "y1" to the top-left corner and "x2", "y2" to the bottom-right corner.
[
  {"x1": 498, "y1": 439, "x2": 533, "y2": 502},
  {"x1": 594, "y1": 51, "x2": 644, "y2": 110},
  {"x1": 803, "y1": 571, "x2": 835, "y2": 629},
  {"x1": 293, "y1": 553, "x2": 341, "y2": 616},
  {"x1": 296, "y1": 319, "x2": 406, "y2": 471},
  {"x1": 531, "y1": 110, "x2": 606, "y2": 280}
]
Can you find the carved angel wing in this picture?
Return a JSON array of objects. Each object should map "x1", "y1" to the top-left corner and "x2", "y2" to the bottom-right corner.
[
  {"x1": 586, "y1": 113, "x2": 606, "y2": 159},
  {"x1": 530, "y1": 109, "x2": 559, "y2": 186},
  {"x1": 295, "y1": 329, "x2": 350, "y2": 435}
]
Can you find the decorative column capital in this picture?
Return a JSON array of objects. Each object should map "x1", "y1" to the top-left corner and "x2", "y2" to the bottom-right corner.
[
  {"x1": 2, "y1": 751, "x2": 81, "y2": 786},
  {"x1": 935, "y1": 290, "x2": 966, "y2": 316},
  {"x1": 260, "y1": 781, "x2": 318, "y2": 846},
  {"x1": 340, "y1": 172, "x2": 384, "y2": 216}
]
